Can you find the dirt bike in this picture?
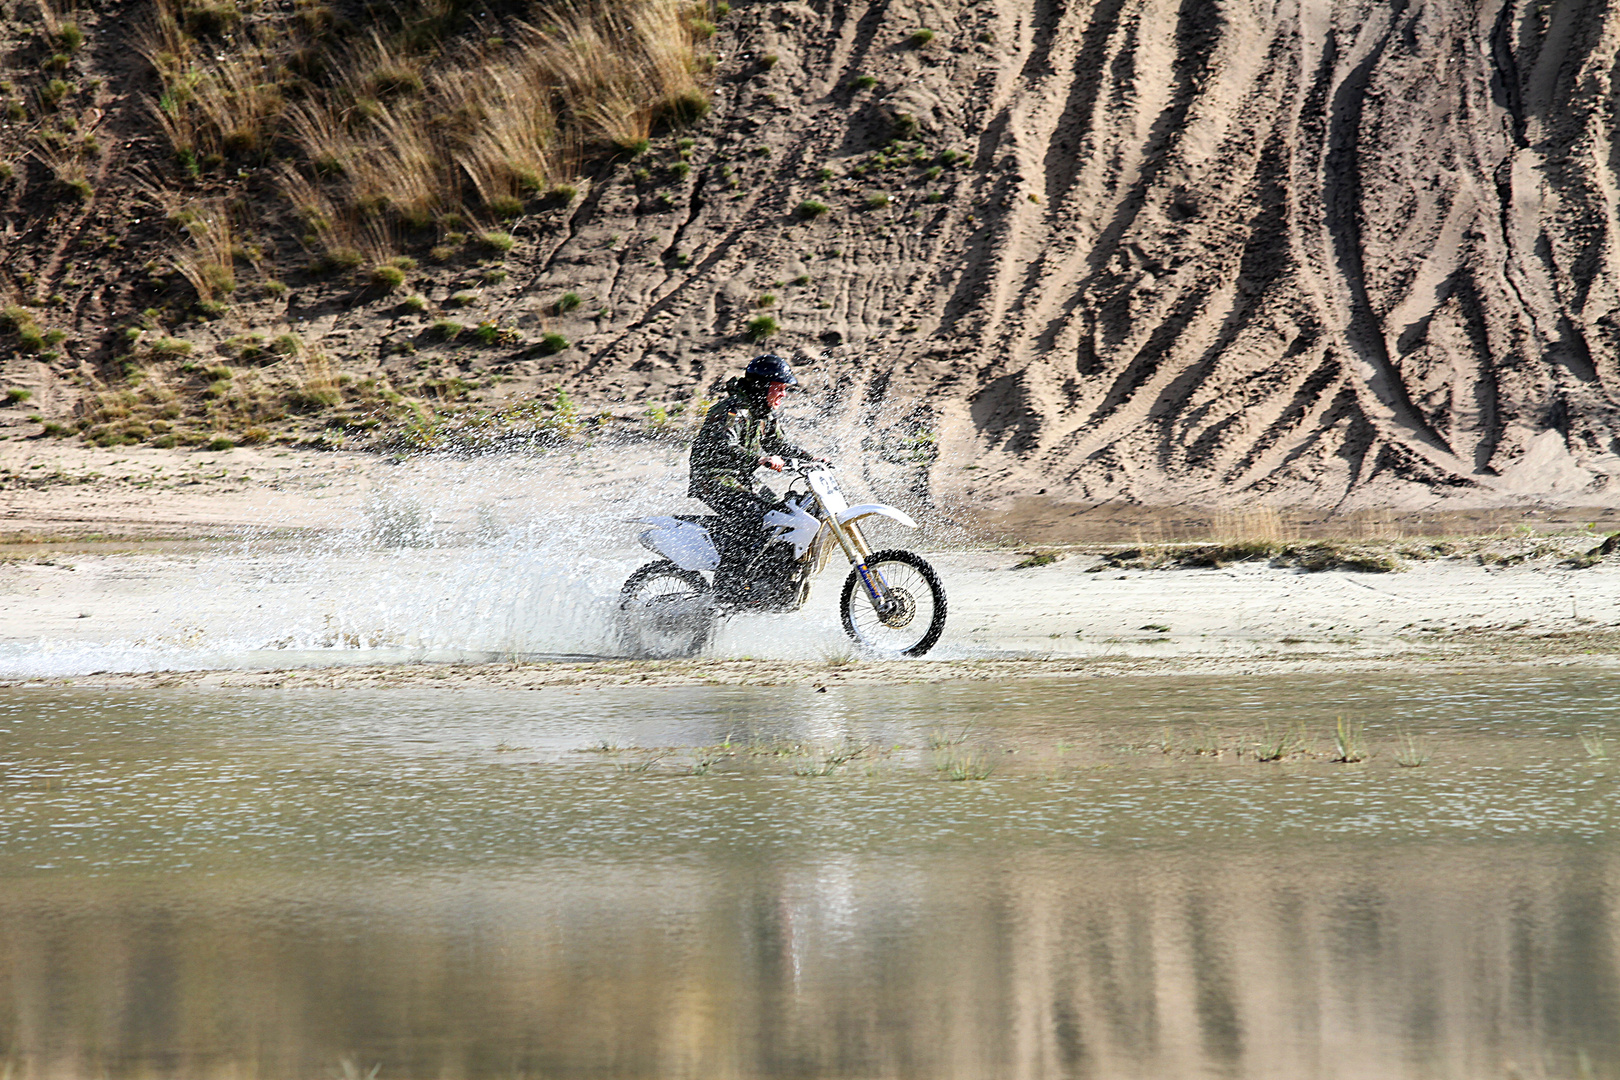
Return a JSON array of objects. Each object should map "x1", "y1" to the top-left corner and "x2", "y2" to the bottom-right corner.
[{"x1": 619, "y1": 463, "x2": 947, "y2": 658}]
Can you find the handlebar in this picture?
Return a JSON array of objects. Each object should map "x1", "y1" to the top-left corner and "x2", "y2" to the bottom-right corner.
[
  {"x1": 784, "y1": 459, "x2": 834, "y2": 495},
  {"x1": 766, "y1": 456, "x2": 833, "y2": 473}
]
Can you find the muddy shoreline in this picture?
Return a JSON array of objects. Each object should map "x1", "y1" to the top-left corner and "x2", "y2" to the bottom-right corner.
[{"x1": 11, "y1": 634, "x2": 1620, "y2": 692}]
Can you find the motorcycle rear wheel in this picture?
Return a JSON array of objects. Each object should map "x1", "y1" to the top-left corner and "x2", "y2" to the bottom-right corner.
[
  {"x1": 840, "y1": 549, "x2": 947, "y2": 657},
  {"x1": 619, "y1": 560, "x2": 715, "y2": 658}
]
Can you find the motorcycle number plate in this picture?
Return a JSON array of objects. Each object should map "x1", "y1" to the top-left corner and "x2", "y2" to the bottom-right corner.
[{"x1": 808, "y1": 471, "x2": 849, "y2": 516}]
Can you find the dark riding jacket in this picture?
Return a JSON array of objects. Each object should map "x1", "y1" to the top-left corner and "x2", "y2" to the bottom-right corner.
[{"x1": 688, "y1": 385, "x2": 811, "y2": 499}]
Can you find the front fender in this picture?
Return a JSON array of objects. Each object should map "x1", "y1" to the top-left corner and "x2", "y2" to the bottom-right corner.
[{"x1": 836, "y1": 503, "x2": 917, "y2": 530}]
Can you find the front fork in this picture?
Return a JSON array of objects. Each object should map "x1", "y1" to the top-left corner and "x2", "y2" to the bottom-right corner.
[{"x1": 825, "y1": 515, "x2": 892, "y2": 609}]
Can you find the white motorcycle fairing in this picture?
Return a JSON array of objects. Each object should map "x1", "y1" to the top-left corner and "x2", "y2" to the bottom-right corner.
[
  {"x1": 762, "y1": 499, "x2": 822, "y2": 558},
  {"x1": 634, "y1": 516, "x2": 721, "y2": 572}
]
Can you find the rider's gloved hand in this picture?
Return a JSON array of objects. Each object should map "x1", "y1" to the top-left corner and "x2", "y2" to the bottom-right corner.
[{"x1": 761, "y1": 455, "x2": 787, "y2": 471}]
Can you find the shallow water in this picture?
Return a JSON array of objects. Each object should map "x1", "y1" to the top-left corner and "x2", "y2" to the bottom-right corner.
[{"x1": 5, "y1": 671, "x2": 1620, "y2": 1079}]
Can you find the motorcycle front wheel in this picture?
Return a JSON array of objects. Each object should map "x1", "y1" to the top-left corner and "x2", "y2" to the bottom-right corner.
[
  {"x1": 840, "y1": 549, "x2": 947, "y2": 657},
  {"x1": 619, "y1": 560, "x2": 715, "y2": 658}
]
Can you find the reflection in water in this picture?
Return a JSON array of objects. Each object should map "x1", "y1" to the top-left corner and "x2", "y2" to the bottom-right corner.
[
  {"x1": 3, "y1": 674, "x2": 1620, "y2": 1078},
  {"x1": 6, "y1": 852, "x2": 1616, "y2": 1079}
]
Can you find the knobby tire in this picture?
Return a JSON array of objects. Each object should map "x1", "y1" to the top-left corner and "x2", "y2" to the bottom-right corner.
[{"x1": 839, "y1": 549, "x2": 947, "y2": 657}]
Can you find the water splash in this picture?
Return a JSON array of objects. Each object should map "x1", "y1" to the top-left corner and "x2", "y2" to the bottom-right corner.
[{"x1": 2, "y1": 420, "x2": 960, "y2": 676}]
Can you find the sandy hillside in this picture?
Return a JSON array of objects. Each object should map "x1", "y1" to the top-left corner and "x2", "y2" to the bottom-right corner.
[{"x1": 3, "y1": 0, "x2": 1620, "y2": 513}]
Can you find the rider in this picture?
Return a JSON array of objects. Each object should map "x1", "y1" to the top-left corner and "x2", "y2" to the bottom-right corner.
[{"x1": 689, "y1": 353, "x2": 820, "y2": 595}]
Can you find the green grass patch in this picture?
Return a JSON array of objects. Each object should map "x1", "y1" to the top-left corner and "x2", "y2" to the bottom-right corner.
[
  {"x1": 370, "y1": 265, "x2": 407, "y2": 290},
  {"x1": 478, "y1": 231, "x2": 515, "y2": 254}
]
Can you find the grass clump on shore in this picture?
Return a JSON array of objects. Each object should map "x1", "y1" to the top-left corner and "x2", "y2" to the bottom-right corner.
[
  {"x1": 936, "y1": 747, "x2": 994, "y2": 781},
  {"x1": 1277, "y1": 542, "x2": 1403, "y2": 573},
  {"x1": 1099, "y1": 540, "x2": 1404, "y2": 573},
  {"x1": 793, "y1": 740, "x2": 866, "y2": 777},
  {"x1": 0, "y1": 306, "x2": 59, "y2": 354},
  {"x1": 1394, "y1": 728, "x2": 1431, "y2": 768},
  {"x1": 477, "y1": 231, "x2": 516, "y2": 255},
  {"x1": 65, "y1": 343, "x2": 428, "y2": 450},
  {"x1": 1255, "y1": 721, "x2": 1306, "y2": 762},
  {"x1": 385, "y1": 385, "x2": 586, "y2": 452},
  {"x1": 1569, "y1": 531, "x2": 1620, "y2": 568},
  {"x1": 370, "y1": 264, "x2": 407, "y2": 291},
  {"x1": 1331, "y1": 717, "x2": 1367, "y2": 763}
]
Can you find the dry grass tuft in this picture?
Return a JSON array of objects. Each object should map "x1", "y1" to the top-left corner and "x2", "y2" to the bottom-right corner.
[
  {"x1": 192, "y1": 50, "x2": 283, "y2": 158},
  {"x1": 139, "y1": 5, "x2": 284, "y2": 166},
  {"x1": 444, "y1": 60, "x2": 561, "y2": 210},
  {"x1": 32, "y1": 143, "x2": 94, "y2": 202},
  {"x1": 170, "y1": 200, "x2": 237, "y2": 303},
  {"x1": 290, "y1": 349, "x2": 342, "y2": 411}
]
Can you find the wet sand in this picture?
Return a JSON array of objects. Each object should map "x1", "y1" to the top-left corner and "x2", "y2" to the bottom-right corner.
[{"x1": 13, "y1": 644, "x2": 1617, "y2": 692}]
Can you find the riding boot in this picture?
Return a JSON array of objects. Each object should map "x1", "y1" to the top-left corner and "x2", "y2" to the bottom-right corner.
[{"x1": 712, "y1": 542, "x2": 751, "y2": 603}]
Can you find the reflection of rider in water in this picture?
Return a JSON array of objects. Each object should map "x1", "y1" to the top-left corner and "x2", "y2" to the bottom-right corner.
[{"x1": 689, "y1": 354, "x2": 820, "y2": 596}]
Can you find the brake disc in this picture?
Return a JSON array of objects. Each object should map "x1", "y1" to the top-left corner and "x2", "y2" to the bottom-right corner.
[{"x1": 878, "y1": 587, "x2": 917, "y2": 628}]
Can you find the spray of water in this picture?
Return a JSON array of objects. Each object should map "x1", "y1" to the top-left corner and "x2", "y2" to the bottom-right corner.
[{"x1": 3, "y1": 373, "x2": 974, "y2": 677}]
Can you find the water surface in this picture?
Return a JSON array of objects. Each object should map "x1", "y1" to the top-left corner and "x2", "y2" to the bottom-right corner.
[{"x1": 4, "y1": 671, "x2": 1620, "y2": 1079}]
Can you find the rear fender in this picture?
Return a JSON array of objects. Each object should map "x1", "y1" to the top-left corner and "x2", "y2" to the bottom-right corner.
[{"x1": 633, "y1": 516, "x2": 720, "y2": 572}]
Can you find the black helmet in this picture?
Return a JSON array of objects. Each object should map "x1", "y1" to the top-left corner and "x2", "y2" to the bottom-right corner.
[{"x1": 745, "y1": 353, "x2": 797, "y2": 386}]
